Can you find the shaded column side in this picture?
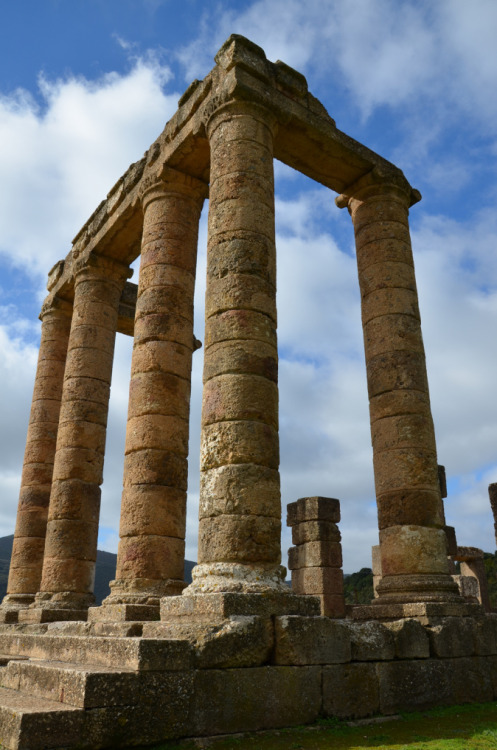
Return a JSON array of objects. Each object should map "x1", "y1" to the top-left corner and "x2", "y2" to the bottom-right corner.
[
  {"x1": 185, "y1": 99, "x2": 287, "y2": 594},
  {"x1": 101, "y1": 169, "x2": 207, "y2": 612},
  {"x1": 0, "y1": 297, "x2": 72, "y2": 620},
  {"x1": 27, "y1": 254, "x2": 130, "y2": 620},
  {"x1": 340, "y1": 176, "x2": 461, "y2": 604}
]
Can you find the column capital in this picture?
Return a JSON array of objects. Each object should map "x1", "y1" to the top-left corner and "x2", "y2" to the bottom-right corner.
[
  {"x1": 204, "y1": 98, "x2": 279, "y2": 141},
  {"x1": 39, "y1": 295, "x2": 73, "y2": 322},
  {"x1": 139, "y1": 167, "x2": 208, "y2": 210},
  {"x1": 73, "y1": 253, "x2": 133, "y2": 285},
  {"x1": 335, "y1": 166, "x2": 421, "y2": 211}
]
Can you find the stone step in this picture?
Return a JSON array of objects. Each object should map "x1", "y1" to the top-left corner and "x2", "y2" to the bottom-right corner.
[
  {"x1": 0, "y1": 685, "x2": 82, "y2": 750},
  {"x1": 0, "y1": 655, "x2": 28, "y2": 666},
  {"x1": 0, "y1": 632, "x2": 192, "y2": 671},
  {"x1": 0, "y1": 659, "x2": 140, "y2": 709}
]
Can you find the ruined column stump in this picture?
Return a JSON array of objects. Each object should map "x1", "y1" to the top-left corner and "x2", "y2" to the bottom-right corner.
[
  {"x1": 0, "y1": 298, "x2": 72, "y2": 623},
  {"x1": 287, "y1": 497, "x2": 345, "y2": 617},
  {"x1": 92, "y1": 170, "x2": 207, "y2": 623},
  {"x1": 20, "y1": 255, "x2": 130, "y2": 623}
]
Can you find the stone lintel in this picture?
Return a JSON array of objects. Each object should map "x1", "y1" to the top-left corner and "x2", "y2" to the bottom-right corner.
[
  {"x1": 453, "y1": 546, "x2": 484, "y2": 562},
  {"x1": 349, "y1": 601, "x2": 484, "y2": 623},
  {"x1": 160, "y1": 592, "x2": 320, "y2": 624},
  {"x1": 18, "y1": 608, "x2": 89, "y2": 624},
  {"x1": 46, "y1": 38, "x2": 415, "y2": 304},
  {"x1": 88, "y1": 604, "x2": 160, "y2": 623}
]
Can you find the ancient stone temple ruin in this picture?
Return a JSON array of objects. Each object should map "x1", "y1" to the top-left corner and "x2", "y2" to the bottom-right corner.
[{"x1": 0, "y1": 35, "x2": 495, "y2": 750}]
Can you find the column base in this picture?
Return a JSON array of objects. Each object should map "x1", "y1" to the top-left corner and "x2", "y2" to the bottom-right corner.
[
  {"x1": 374, "y1": 573, "x2": 463, "y2": 605},
  {"x1": 103, "y1": 577, "x2": 187, "y2": 607},
  {"x1": 183, "y1": 563, "x2": 290, "y2": 595},
  {"x1": 349, "y1": 600, "x2": 484, "y2": 622},
  {"x1": 88, "y1": 603, "x2": 160, "y2": 623},
  {"x1": 0, "y1": 594, "x2": 36, "y2": 623},
  {"x1": 160, "y1": 591, "x2": 320, "y2": 624}
]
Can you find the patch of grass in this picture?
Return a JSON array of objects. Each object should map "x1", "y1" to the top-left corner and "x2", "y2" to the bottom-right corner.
[{"x1": 146, "y1": 702, "x2": 497, "y2": 750}]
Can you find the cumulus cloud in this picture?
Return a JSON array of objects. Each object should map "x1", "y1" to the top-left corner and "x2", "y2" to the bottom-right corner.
[{"x1": 0, "y1": 56, "x2": 180, "y2": 281}]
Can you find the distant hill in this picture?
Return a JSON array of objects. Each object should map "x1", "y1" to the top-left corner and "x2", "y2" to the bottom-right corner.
[{"x1": 0, "y1": 535, "x2": 196, "y2": 605}]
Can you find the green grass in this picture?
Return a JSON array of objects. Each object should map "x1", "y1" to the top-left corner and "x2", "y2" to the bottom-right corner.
[{"x1": 152, "y1": 702, "x2": 497, "y2": 750}]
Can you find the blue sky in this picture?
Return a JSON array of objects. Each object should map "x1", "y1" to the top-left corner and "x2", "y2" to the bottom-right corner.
[{"x1": 1, "y1": 0, "x2": 497, "y2": 573}]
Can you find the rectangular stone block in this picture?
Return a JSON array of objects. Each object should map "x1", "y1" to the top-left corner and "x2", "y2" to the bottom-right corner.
[
  {"x1": 291, "y1": 567, "x2": 343, "y2": 595},
  {"x1": 287, "y1": 496, "x2": 340, "y2": 526},
  {"x1": 83, "y1": 672, "x2": 194, "y2": 746},
  {"x1": 317, "y1": 594, "x2": 346, "y2": 618},
  {"x1": 18, "y1": 608, "x2": 89, "y2": 624},
  {"x1": 0, "y1": 633, "x2": 193, "y2": 671},
  {"x1": 291, "y1": 520, "x2": 341, "y2": 546},
  {"x1": 349, "y1": 621, "x2": 396, "y2": 661},
  {"x1": 0, "y1": 687, "x2": 83, "y2": 750},
  {"x1": 428, "y1": 616, "x2": 477, "y2": 658},
  {"x1": 160, "y1": 592, "x2": 320, "y2": 623},
  {"x1": 323, "y1": 663, "x2": 379, "y2": 719},
  {"x1": 384, "y1": 618, "x2": 430, "y2": 659},
  {"x1": 453, "y1": 574, "x2": 480, "y2": 602},
  {"x1": 88, "y1": 603, "x2": 160, "y2": 623},
  {"x1": 0, "y1": 659, "x2": 139, "y2": 709},
  {"x1": 288, "y1": 541, "x2": 342, "y2": 570},
  {"x1": 448, "y1": 656, "x2": 494, "y2": 705},
  {"x1": 474, "y1": 615, "x2": 497, "y2": 656},
  {"x1": 378, "y1": 659, "x2": 453, "y2": 714},
  {"x1": 274, "y1": 615, "x2": 350, "y2": 665},
  {"x1": 192, "y1": 666, "x2": 321, "y2": 735}
]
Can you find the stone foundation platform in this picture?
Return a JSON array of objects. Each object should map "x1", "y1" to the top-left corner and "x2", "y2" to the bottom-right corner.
[{"x1": 0, "y1": 609, "x2": 496, "y2": 749}]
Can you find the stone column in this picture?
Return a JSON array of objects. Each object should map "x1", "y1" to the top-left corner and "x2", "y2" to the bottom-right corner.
[
  {"x1": 337, "y1": 170, "x2": 460, "y2": 604},
  {"x1": 185, "y1": 100, "x2": 287, "y2": 595},
  {"x1": 94, "y1": 169, "x2": 207, "y2": 621},
  {"x1": 23, "y1": 255, "x2": 130, "y2": 622},
  {"x1": 0, "y1": 297, "x2": 72, "y2": 622}
]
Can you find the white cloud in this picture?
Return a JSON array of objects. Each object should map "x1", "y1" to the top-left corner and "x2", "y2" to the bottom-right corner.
[
  {"x1": 0, "y1": 322, "x2": 39, "y2": 536},
  {"x1": 0, "y1": 56, "x2": 180, "y2": 280}
]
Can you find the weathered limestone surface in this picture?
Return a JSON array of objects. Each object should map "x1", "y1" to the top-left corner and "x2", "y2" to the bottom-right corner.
[
  {"x1": 287, "y1": 497, "x2": 345, "y2": 616},
  {"x1": 1, "y1": 299, "x2": 72, "y2": 622}
]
